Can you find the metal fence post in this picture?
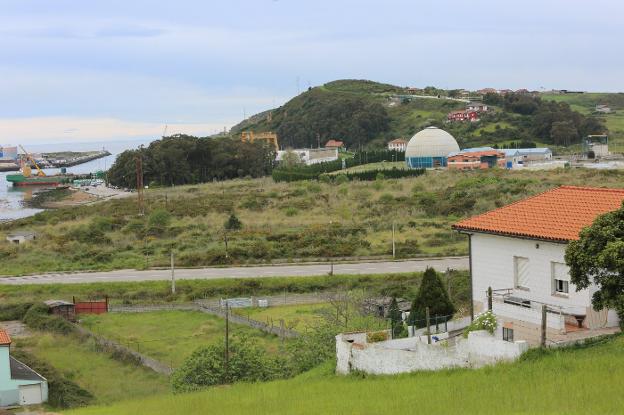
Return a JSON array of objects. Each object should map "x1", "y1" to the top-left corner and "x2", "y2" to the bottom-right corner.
[{"x1": 541, "y1": 304, "x2": 547, "y2": 347}]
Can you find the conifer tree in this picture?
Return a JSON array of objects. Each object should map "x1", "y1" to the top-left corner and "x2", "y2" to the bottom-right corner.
[{"x1": 408, "y1": 267, "x2": 455, "y2": 328}]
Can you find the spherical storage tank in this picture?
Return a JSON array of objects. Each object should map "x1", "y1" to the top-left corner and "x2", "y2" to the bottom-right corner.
[{"x1": 405, "y1": 126, "x2": 459, "y2": 169}]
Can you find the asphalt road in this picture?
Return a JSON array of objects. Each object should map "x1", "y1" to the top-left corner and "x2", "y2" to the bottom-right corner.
[{"x1": 0, "y1": 257, "x2": 469, "y2": 285}]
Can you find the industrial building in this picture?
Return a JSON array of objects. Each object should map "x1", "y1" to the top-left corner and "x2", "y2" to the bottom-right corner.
[
  {"x1": 276, "y1": 148, "x2": 339, "y2": 166},
  {"x1": 447, "y1": 149, "x2": 506, "y2": 170},
  {"x1": 405, "y1": 127, "x2": 460, "y2": 169}
]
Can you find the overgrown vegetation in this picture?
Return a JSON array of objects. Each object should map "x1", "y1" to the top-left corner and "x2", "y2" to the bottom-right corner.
[{"x1": 4, "y1": 169, "x2": 623, "y2": 275}]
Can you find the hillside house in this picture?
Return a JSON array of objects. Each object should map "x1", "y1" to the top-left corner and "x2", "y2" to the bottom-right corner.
[
  {"x1": 466, "y1": 102, "x2": 489, "y2": 112},
  {"x1": 447, "y1": 110, "x2": 479, "y2": 122},
  {"x1": 0, "y1": 330, "x2": 48, "y2": 407},
  {"x1": 477, "y1": 88, "x2": 498, "y2": 95},
  {"x1": 325, "y1": 140, "x2": 344, "y2": 150},
  {"x1": 387, "y1": 139, "x2": 408, "y2": 152},
  {"x1": 447, "y1": 149, "x2": 506, "y2": 170},
  {"x1": 453, "y1": 186, "x2": 624, "y2": 346}
]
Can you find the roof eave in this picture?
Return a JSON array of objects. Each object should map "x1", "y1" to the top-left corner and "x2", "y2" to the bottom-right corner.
[{"x1": 451, "y1": 226, "x2": 571, "y2": 244}]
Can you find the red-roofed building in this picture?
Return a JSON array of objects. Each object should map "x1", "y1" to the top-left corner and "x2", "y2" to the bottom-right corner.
[
  {"x1": 0, "y1": 330, "x2": 10, "y2": 346},
  {"x1": 447, "y1": 150, "x2": 506, "y2": 170},
  {"x1": 325, "y1": 140, "x2": 344, "y2": 149},
  {"x1": 453, "y1": 186, "x2": 624, "y2": 346},
  {"x1": 447, "y1": 110, "x2": 479, "y2": 122}
]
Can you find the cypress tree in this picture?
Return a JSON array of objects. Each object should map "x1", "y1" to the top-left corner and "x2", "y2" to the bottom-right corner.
[
  {"x1": 408, "y1": 267, "x2": 455, "y2": 328},
  {"x1": 388, "y1": 297, "x2": 403, "y2": 338}
]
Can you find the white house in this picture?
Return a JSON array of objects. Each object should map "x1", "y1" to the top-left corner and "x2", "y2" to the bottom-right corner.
[
  {"x1": 387, "y1": 139, "x2": 407, "y2": 152},
  {"x1": 453, "y1": 186, "x2": 624, "y2": 346},
  {"x1": 0, "y1": 330, "x2": 48, "y2": 407}
]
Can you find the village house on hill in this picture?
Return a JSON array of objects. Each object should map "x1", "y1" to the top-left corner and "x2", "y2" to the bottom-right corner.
[
  {"x1": 387, "y1": 138, "x2": 407, "y2": 152},
  {"x1": 453, "y1": 186, "x2": 623, "y2": 346}
]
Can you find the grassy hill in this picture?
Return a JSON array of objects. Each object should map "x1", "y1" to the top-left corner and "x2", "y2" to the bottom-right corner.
[
  {"x1": 68, "y1": 335, "x2": 624, "y2": 415},
  {"x1": 230, "y1": 79, "x2": 621, "y2": 151}
]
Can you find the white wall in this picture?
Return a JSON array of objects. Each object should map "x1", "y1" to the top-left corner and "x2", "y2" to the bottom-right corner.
[
  {"x1": 336, "y1": 331, "x2": 528, "y2": 375},
  {"x1": 471, "y1": 233, "x2": 591, "y2": 313}
]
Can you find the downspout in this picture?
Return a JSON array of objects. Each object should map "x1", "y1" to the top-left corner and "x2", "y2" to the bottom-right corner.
[{"x1": 468, "y1": 234, "x2": 474, "y2": 322}]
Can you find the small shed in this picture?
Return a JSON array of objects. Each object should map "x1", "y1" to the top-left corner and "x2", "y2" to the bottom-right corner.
[
  {"x1": 44, "y1": 300, "x2": 76, "y2": 322},
  {"x1": 5, "y1": 231, "x2": 36, "y2": 245}
]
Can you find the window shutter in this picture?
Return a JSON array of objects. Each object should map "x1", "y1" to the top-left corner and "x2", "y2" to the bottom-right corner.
[
  {"x1": 553, "y1": 262, "x2": 569, "y2": 282},
  {"x1": 515, "y1": 257, "x2": 530, "y2": 288}
]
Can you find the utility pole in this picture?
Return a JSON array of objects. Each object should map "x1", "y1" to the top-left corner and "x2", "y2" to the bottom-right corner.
[
  {"x1": 392, "y1": 222, "x2": 396, "y2": 259},
  {"x1": 425, "y1": 307, "x2": 431, "y2": 345},
  {"x1": 224, "y1": 302, "x2": 230, "y2": 383},
  {"x1": 134, "y1": 155, "x2": 144, "y2": 216},
  {"x1": 170, "y1": 250, "x2": 176, "y2": 294},
  {"x1": 446, "y1": 268, "x2": 452, "y2": 299}
]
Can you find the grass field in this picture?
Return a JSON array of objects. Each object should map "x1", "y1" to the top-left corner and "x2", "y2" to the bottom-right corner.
[
  {"x1": 232, "y1": 303, "x2": 388, "y2": 332},
  {"x1": 67, "y1": 335, "x2": 624, "y2": 415},
  {"x1": 80, "y1": 310, "x2": 284, "y2": 368},
  {"x1": 4, "y1": 168, "x2": 624, "y2": 276},
  {"x1": 16, "y1": 332, "x2": 169, "y2": 405}
]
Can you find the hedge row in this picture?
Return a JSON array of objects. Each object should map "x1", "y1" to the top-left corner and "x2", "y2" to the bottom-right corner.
[{"x1": 327, "y1": 168, "x2": 426, "y2": 181}]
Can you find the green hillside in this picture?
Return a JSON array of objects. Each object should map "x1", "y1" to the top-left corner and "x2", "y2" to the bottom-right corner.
[
  {"x1": 231, "y1": 79, "x2": 610, "y2": 152},
  {"x1": 541, "y1": 92, "x2": 624, "y2": 149},
  {"x1": 68, "y1": 335, "x2": 624, "y2": 415}
]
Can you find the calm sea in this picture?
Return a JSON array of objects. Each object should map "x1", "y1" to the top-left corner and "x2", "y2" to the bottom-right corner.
[{"x1": 0, "y1": 138, "x2": 153, "y2": 221}]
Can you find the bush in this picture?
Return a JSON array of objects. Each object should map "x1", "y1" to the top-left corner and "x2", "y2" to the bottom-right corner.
[
  {"x1": 171, "y1": 334, "x2": 284, "y2": 393},
  {"x1": 463, "y1": 310, "x2": 498, "y2": 337},
  {"x1": 0, "y1": 302, "x2": 34, "y2": 321},
  {"x1": 366, "y1": 331, "x2": 389, "y2": 343},
  {"x1": 224, "y1": 213, "x2": 243, "y2": 230},
  {"x1": 147, "y1": 209, "x2": 172, "y2": 235},
  {"x1": 23, "y1": 303, "x2": 76, "y2": 335},
  {"x1": 408, "y1": 267, "x2": 455, "y2": 328}
]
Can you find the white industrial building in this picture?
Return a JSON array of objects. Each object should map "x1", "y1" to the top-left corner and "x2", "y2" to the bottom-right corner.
[{"x1": 276, "y1": 148, "x2": 338, "y2": 165}]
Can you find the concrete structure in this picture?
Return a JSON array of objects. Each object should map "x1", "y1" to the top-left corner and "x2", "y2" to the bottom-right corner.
[
  {"x1": 276, "y1": 148, "x2": 338, "y2": 165},
  {"x1": 508, "y1": 148, "x2": 552, "y2": 162},
  {"x1": 585, "y1": 135, "x2": 609, "y2": 158},
  {"x1": 5, "y1": 231, "x2": 36, "y2": 245},
  {"x1": 453, "y1": 186, "x2": 624, "y2": 346},
  {"x1": 336, "y1": 330, "x2": 528, "y2": 375},
  {"x1": 595, "y1": 104, "x2": 611, "y2": 114},
  {"x1": 501, "y1": 149, "x2": 524, "y2": 169},
  {"x1": 447, "y1": 149, "x2": 506, "y2": 170},
  {"x1": 466, "y1": 102, "x2": 489, "y2": 112},
  {"x1": 405, "y1": 127, "x2": 460, "y2": 169},
  {"x1": 387, "y1": 138, "x2": 407, "y2": 152},
  {"x1": 0, "y1": 330, "x2": 48, "y2": 407}
]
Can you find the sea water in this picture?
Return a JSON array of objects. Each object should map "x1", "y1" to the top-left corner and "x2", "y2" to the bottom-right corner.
[{"x1": 0, "y1": 138, "x2": 152, "y2": 221}]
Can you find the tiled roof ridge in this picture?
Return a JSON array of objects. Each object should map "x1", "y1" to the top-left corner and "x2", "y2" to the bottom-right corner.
[{"x1": 0, "y1": 329, "x2": 11, "y2": 345}]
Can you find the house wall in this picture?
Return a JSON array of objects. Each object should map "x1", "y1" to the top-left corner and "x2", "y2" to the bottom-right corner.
[
  {"x1": 470, "y1": 233, "x2": 619, "y2": 334},
  {"x1": 0, "y1": 346, "x2": 48, "y2": 407}
]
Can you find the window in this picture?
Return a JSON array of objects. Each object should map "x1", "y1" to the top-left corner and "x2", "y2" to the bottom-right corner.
[
  {"x1": 552, "y1": 262, "x2": 570, "y2": 295},
  {"x1": 503, "y1": 327, "x2": 514, "y2": 342},
  {"x1": 514, "y1": 256, "x2": 530, "y2": 290}
]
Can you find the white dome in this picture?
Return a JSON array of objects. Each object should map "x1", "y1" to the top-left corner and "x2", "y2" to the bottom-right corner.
[{"x1": 405, "y1": 127, "x2": 459, "y2": 158}]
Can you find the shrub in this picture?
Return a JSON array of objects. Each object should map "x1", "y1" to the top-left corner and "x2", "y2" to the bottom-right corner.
[
  {"x1": 0, "y1": 302, "x2": 34, "y2": 321},
  {"x1": 224, "y1": 213, "x2": 243, "y2": 230},
  {"x1": 463, "y1": 310, "x2": 498, "y2": 337},
  {"x1": 23, "y1": 303, "x2": 76, "y2": 335},
  {"x1": 366, "y1": 331, "x2": 389, "y2": 343},
  {"x1": 147, "y1": 208, "x2": 172, "y2": 235}
]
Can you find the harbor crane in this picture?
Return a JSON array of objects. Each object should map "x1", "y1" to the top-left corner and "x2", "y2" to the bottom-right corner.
[{"x1": 19, "y1": 145, "x2": 46, "y2": 177}]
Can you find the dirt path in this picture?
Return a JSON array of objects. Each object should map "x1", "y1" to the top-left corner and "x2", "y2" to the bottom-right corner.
[{"x1": 0, "y1": 320, "x2": 31, "y2": 338}]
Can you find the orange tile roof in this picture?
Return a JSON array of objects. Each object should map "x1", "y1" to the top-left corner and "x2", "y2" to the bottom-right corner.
[
  {"x1": 325, "y1": 140, "x2": 344, "y2": 147},
  {"x1": 453, "y1": 186, "x2": 624, "y2": 242},
  {"x1": 0, "y1": 329, "x2": 11, "y2": 345}
]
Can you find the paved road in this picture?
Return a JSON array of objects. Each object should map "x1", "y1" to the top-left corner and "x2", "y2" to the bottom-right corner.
[{"x1": 0, "y1": 257, "x2": 468, "y2": 285}]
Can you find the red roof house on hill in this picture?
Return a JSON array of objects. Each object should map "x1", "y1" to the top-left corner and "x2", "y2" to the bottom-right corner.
[
  {"x1": 452, "y1": 186, "x2": 624, "y2": 346},
  {"x1": 325, "y1": 140, "x2": 344, "y2": 149}
]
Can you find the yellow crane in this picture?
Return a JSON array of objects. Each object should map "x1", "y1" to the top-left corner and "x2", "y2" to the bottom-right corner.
[{"x1": 19, "y1": 145, "x2": 46, "y2": 177}]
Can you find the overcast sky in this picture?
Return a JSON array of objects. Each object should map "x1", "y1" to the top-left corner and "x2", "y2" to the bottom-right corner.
[{"x1": 1, "y1": 0, "x2": 622, "y2": 144}]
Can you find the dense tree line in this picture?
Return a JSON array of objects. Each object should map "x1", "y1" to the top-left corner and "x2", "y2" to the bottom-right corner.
[
  {"x1": 483, "y1": 92, "x2": 605, "y2": 146},
  {"x1": 272, "y1": 89, "x2": 390, "y2": 149},
  {"x1": 107, "y1": 135, "x2": 275, "y2": 188}
]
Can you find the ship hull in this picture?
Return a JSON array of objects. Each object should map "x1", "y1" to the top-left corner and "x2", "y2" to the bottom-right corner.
[{"x1": 6, "y1": 174, "x2": 66, "y2": 187}]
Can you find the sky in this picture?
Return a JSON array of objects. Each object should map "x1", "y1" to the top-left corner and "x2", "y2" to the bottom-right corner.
[{"x1": 1, "y1": 0, "x2": 623, "y2": 144}]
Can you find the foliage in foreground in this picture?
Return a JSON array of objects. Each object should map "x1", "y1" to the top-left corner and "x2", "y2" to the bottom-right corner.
[
  {"x1": 68, "y1": 335, "x2": 624, "y2": 415},
  {"x1": 566, "y1": 202, "x2": 624, "y2": 328}
]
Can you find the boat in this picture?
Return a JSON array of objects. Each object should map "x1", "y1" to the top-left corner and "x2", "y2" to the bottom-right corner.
[{"x1": 5, "y1": 145, "x2": 68, "y2": 187}]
